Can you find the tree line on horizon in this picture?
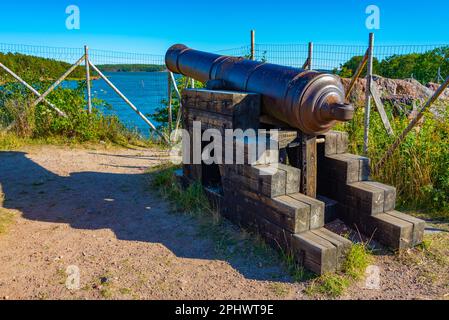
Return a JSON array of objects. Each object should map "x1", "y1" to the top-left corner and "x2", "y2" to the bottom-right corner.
[
  {"x1": 1, "y1": 47, "x2": 448, "y2": 85},
  {"x1": 0, "y1": 52, "x2": 166, "y2": 84},
  {"x1": 0, "y1": 52, "x2": 86, "y2": 83},
  {"x1": 336, "y1": 46, "x2": 449, "y2": 84}
]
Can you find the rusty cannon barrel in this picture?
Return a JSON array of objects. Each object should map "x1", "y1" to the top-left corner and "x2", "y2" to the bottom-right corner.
[{"x1": 166, "y1": 44, "x2": 354, "y2": 135}]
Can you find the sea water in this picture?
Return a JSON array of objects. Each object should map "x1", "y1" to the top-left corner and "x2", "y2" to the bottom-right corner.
[{"x1": 65, "y1": 71, "x2": 169, "y2": 137}]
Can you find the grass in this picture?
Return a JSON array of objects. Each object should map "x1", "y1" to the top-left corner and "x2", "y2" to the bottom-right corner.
[
  {"x1": 306, "y1": 243, "x2": 372, "y2": 298},
  {"x1": 268, "y1": 283, "x2": 291, "y2": 298},
  {"x1": 0, "y1": 131, "x2": 162, "y2": 151},
  {"x1": 149, "y1": 164, "x2": 211, "y2": 217},
  {"x1": 305, "y1": 274, "x2": 350, "y2": 298},
  {"x1": 398, "y1": 232, "x2": 449, "y2": 286},
  {"x1": 0, "y1": 85, "x2": 168, "y2": 150},
  {"x1": 335, "y1": 103, "x2": 449, "y2": 220},
  {"x1": 0, "y1": 208, "x2": 17, "y2": 236}
]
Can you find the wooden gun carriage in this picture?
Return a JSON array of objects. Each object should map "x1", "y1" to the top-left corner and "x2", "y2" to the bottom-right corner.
[{"x1": 166, "y1": 45, "x2": 425, "y2": 274}]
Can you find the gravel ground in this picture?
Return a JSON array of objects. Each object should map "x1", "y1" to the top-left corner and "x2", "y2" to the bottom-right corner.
[{"x1": 0, "y1": 145, "x2": 447, "y2": 300}]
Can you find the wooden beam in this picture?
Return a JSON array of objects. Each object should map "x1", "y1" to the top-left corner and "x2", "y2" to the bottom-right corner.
[
  {"x1": 345, "y1": 49, "x2": 369, "y2": 101},
  {"x1": 370, "y1": 82, "x2": 394, "y2": 136}
]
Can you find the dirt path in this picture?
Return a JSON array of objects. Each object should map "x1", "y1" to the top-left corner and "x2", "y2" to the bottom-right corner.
[{"x1": 0, "y1": 145, "x2": 447, "y2": 300}]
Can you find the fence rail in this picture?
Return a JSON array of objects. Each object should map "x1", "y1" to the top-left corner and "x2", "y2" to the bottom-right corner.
[
  {"x1": 1, "y1": 35, "x2": 448, "y2": 150},
  {"x1": 1, "y1": 40, "x2": 447, "y2": 74}
]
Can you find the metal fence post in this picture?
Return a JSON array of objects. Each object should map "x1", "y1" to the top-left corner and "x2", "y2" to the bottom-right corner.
[
  {"x1": 168, "y1": 72, "x2": 173, "y2": 135},
  {"x1": 32, "y1": 55, "x2": 86, "y2": 107},
  {"x1": 303, "y1": 42, "x2": 313, "y2": 70},
  {"x1": 89, "y1": 61, "x2": 169, "y2": 144},
  {"x1": 84, "y1": 45, "x2": 92, "y2": 114},
  {"x1": 250, "y1": 30, "x2": 256, "y2": 61},
  {"x1": 308, "y1": 42, "x2": 313, "y2": 70},
  {"x1": 363, "y1": 33, "x2": 375, "y2": 155}
]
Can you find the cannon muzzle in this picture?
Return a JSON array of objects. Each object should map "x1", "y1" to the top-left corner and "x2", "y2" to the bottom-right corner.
[{"x1": 166, "y1": 44, "x2": 354, "y2": 135}]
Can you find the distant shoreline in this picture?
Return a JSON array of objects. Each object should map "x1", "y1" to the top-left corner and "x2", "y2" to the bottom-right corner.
[{"x1": 102, "y1": 70, "x2": 168, "y2": 73}]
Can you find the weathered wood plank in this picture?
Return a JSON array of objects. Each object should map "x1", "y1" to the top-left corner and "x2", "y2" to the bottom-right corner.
[
  {"x1": 369, "y1": 213, "x2": 414, "y2": 250},
  {"x1": 291, "y1": 232, "x2": 337, "y2": 275},
  {"x1": 279, "y1": 164, "x2": 301, "y2": 194},
  {"x1": 223, "y1": 180, "x2": 309, "y2": 233},
  {"x1": 288, "y1": 193, "x2": 325, "y2": 230},
  {"x1": 364, "y1": 181, "x2": 397, "y2": 212},
  {"x1": 370, "y1": 82, "x2": 394, "y2": 136},
  {"x1": 346, "y1": 182, "x2": 386, "y2": 216},
  {"x1": 336, "y1": 131, "x2": 349, "y2": 154},
  {"x1": 187, "y1": 107, "x2": 234, "y2": 129},
  {"x1": 311, "y1": 228, "x2": 352, "y2": 268},
  {"x1": 296, "y1": 133, "x2": 317, "y2": 198},
  {"x1": 224, "y1": 167, "x2": 287, "y2": 198},
  {"x1": 387, "y1": 211, "x2": 425, "y2": 246},
  {"x1": 321, "y1": 153, "x2": 370, "y2": 183},
  {"x1": 317, "y1": 195, "x2": 339, "y2": 224}
]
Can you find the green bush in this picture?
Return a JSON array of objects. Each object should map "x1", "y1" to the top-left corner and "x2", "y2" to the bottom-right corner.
[
  {"x1": 335, "y1": 103, "x2": 449, "y2": 219},
  {"x1": 0, "y1": 81, "x2": 146, "y2": 146},
  {"x1": 150, "y1": 76, "x2": 204, "y2": 131},
  {"x1": 337, "y1": 46, "x2": 449, "y2": 84},
  {"x1": 0, "y1": 52, "x2": 86, "y2": 84}
]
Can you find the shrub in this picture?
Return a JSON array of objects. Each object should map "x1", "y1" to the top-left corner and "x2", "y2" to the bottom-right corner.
[
  {"x1": 335, "y1": 102, "x2": 449, "y2": 219},
  {"x1": 0, "y1": 81, "x2": 148, "y2": 146}
]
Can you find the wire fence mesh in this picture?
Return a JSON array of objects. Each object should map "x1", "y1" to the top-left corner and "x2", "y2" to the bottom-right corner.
[
  {"x1": 1, "y1": 40, "x2": 448, "y2": 135},
  {"x1": 0, "y1": 43, "x2": 168, "y2": 135}
]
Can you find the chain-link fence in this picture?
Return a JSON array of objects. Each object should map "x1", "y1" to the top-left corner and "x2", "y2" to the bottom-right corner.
[
  {"x1": 1, "y1": 39, "x2": 448, "y2": 135},
  {"x1": 0, "y1": 43, "x2": 167, "y2": 135},
  {"x1": 254, "y1": 43, "x2": 448, "y2": 79}
]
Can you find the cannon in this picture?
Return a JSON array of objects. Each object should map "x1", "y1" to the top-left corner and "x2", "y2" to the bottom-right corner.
[
  {"x1": 168, "y1": 44, "x2": 425, "y2": 275},
  {"x1": 165, "y1": 44, "x2": 354, "y2": 135}
]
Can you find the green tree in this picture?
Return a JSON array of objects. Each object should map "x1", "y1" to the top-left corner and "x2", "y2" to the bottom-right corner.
[
  {"x1": 338, "y1": 55, "x2": 380, "y2": 78},
  {"x1": 0, "y1": 52, "x2": 86, "y2": 84},
  {"x1": 337, "y1": 46, "x2": 449, "y2": 84}
]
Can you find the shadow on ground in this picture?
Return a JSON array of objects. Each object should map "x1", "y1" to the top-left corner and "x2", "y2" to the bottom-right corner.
[{"x1": 0, "y1": 151, "x2": 290, "y2": 283}]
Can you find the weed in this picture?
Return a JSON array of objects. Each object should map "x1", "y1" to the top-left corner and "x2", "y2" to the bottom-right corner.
[
  {"x1": 306, "y1": 274, "x2": 350, "y2": 298},
  {"x1": 100, "y1": 288, "x2": 113, "y2": 299},
  {"x1": 268, "y1": 283, "x2": 291, "y2": 298},
  {"x1": 343, "y1": 243, "x2": 372, "y2": 280},
  {"x1": 305, "y1": 243, "x2": 373, "y2": 298},
  {"x1": 0, "y1": 208, "x2": 16, "y2": 235},
  {"x1": 335, "y1": 104, "x2": 449, "y2": 219},
  {"x1": 0, "y1": 83, "x2": 165, "y2": 149},
  {"x1": 119, "y1": 288, "x2": 132, "y2": 295},
  {"x1": 279, "y1": 250, "x2": 314, "y2": 283}
]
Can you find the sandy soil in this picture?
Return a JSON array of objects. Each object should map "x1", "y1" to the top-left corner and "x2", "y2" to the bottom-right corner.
[{"x1": 0, "y1": 145, "x2": 447, "y2": 300}]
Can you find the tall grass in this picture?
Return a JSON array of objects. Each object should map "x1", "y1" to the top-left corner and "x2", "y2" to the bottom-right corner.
[
  {"x1": 335, "y1": 102, "x2": 449, "y2": 219},
  {"x1": 0, "y1": 82, "x2": 161, "y2": 148}
]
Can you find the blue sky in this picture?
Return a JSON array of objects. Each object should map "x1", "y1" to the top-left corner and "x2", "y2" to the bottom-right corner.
[{"x1": 0, "y1": 0, "x2": 448, "y2": 54}]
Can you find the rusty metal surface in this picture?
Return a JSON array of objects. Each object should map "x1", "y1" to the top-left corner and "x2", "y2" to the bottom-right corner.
[{"x1": 165, "y1": 44, "x2": 354, "y2": 135}]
